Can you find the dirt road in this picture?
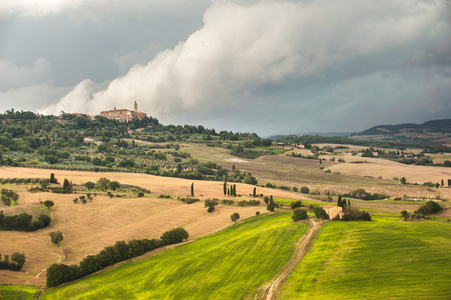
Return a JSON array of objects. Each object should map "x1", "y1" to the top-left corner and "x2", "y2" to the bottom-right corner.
[{"x1": 259, "y1": 219, "x2": 322, "y2": 300}]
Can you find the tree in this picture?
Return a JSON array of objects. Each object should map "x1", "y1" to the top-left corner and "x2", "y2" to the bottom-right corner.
[
  {"x1": 109, "y1": 181, "x2": 120, "y2": 191},
  {"x1": 160, "y1": 227, "x2": 189, "y2": 245},
  {"x1": 205, "y1": 199, "x2": 218, "y2": 213},
  {"x1": 267, "y1": 195, "x2": 275, "y2": 212},
  {"x1": 49, "y1": 173, "x2": 58, "y2": 184},
  {"x1": 300, "y1": 186, "x2": 309, "y2": 194},
  {"x1": 337, "y1": 195, "x2": 343, "y2": 207},
  {"x1": 62, "y1": 248, "x2": 73, "y2": 261},
  {"x1": 63, "y1": 179, "x2": 71, "y2": 190},
  {"x1": 290, "y1": 200, "x2": 302, "y2": 209},
  {"x1": 97, "y1": 177, "x2": 110, "y2": 191},
  {"x1": 43, "y1": 200, "x2": 54, "y2": 209},
  {"x1": 400, "y1": 177, "x2": 407, "y2": 185},
  {"x1": 84, "y1": 181, "x2": 95, "y2": 190},
  {"x1": 11, "y1": 252, "x2": 26, "y2": 269},
  {"x1": 223, "y1": 177, "x2": 227, "y2": 196},
  {"x1": 49, "y1": 231, "x2": 64, "y2": 246},
  {"x1": 253, "y1": 187, "x2": 256, "y2": 197},
  {"x1": 314, "y1": 206, "x2": 328, "y2": 219},
  {"x1": 243, "y1": 175, "x2": 257, "y2": 185},
  {"x1": 191, "y1": 183, "x2": 194, "y2": 196},
  {"x1": 292, "y1": 209, "x2": 308, "y2": 221},
  {"x1": 230, "y1": 212, "x2": 240, "y2": 222},
  {"x1": 441, "y1": 179, "x2": 444, "y2": 187}
]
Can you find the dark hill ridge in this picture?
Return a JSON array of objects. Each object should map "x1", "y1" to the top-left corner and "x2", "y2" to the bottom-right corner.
[
  {"x1": 352, "y1": 119, "x2": 451, "y2": 144},
  {"x1": 357, "y1": 119, "x2": 451, "y2": 136}
]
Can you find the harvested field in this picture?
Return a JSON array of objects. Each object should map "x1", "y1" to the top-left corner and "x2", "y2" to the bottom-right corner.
[{"x1": 0, "y1": 167, "x2": 287, "y2": 287}]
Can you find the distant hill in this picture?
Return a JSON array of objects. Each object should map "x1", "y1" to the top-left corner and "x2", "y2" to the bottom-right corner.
[
  {"x1": 352, "y1": 119, "x2": 451, "y2": 145},
  {"x1": 269, "y1": 132, "x2": 353, "y2": 139}
]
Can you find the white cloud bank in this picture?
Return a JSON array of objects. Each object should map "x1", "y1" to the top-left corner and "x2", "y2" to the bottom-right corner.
[{"x1": 38, "y1": 0, "x2": 451, "y2": 132}]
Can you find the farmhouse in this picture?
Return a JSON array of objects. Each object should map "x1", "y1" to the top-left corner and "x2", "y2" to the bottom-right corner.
[
  {"x1": 322, "y1": 205, "x2": 343, "y2": 219},
  {"x1": 100, "y1": 101, "x2": 147, "y2": 122}
]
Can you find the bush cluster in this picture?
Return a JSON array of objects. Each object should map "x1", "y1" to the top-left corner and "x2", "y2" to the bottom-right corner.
[
  {"x1": 341, "y1": 208, "x2": 372, "y2": 221},
  {"x1": 46, "y1": 227, "x2": 189, "y2": 287},
  {"x1": 180, "y1": 198, "x2": 199, "y2": 204},
  {"x1": 0, "y1": 212, "x2": 51, "y2": 231},
  {"x1": 1, "y1": 189, "x2": 19, "y2": 206},
  {"x1": 0, "y1": 252, "x2": 26, "y2": 271},
  {"x1": 237, "y1": 199, "x2": 260, "y2": 206},
  {"x1": 415, "y1": 201, "x2": 443, "y2": 215}
]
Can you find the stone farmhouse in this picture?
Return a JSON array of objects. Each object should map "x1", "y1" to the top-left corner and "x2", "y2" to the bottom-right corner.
[
  {"x1": 321, "y1": 205, "x2": 343, "y2": 220},
  {"x1": 100, "y1": 101, "x2": 147, "y2": 122}
]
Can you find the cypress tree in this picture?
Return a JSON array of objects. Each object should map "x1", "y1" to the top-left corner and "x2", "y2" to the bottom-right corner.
[
  {"x1": 337, "y1": 195, "x2": 343, "y2": 207},
  {"x1": 448, "y1": 179, "x2": 451, "y2": 187},
  {"x1": 253, "y1": 187, "x2": 256, "y2": 197},
  {"x1": 227, "y1": 187, "x2": 230, "y2": 196},
  {"x1": 191, "y1": 183, "x2": 194, "y2": 196},
  {"x1": 223, "y1": 177, "x2": 227, "y2": 196},
  {"x1": 441, "y1": 179, "x2": 444, "y2": 186}
]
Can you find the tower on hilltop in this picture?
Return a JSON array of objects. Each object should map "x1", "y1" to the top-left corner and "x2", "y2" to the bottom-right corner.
[{"x1": 134, "y1": 100, "x2": 138, "y2": 112}]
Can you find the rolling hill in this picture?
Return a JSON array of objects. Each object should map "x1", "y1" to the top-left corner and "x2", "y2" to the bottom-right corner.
[{"x1": 352, "y1": 119, "x2": 451, "y2": 145}]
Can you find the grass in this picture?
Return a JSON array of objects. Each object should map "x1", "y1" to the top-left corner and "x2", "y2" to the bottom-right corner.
[
  {"x1": 278, "y1": 216, "x2": 451, "y2": 299},
  {"x1": 40, "y1": 212, "x2": 308, "y2": 299},
  {"x1": 0, "y1": 285, "x2": 39, "y2": 300}
]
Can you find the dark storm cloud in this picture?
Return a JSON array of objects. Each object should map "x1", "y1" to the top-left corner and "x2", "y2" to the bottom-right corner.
[{"x1": 1, "y1": 0, "x2": 450, "y2": 135}]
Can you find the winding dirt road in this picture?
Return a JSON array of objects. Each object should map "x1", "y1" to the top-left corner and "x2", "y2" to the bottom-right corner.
[{"x1": 259, "y1": 219, "x2": 323, "y2": 300}]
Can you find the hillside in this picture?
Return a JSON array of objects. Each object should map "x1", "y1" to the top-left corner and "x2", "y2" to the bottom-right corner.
[{"x1": 352, "y1": 119, "x2": 451, "y2": 145}]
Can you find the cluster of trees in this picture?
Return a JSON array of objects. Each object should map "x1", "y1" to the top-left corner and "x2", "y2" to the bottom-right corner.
[
  {"x1": 266, "y1": 195, "x2": 276, "y2": 212},
  {"x1": 1, "y1": 189, "x2": 19, "y2": 206},
  {"x1": 0, "y1": 212, "x2": 51, "y2": 231},
  {"x1": 84, "y1": 178, "x2": 150, "y2": 195},
  {"x1": 415, "y1": 201, "x2": 443, "y2": 215},
  {"x1": 46, "y1": 227, "x2": 188, "y2": 287},
  {"x1": 0, "y1": 252, "x2": 26, "y2": 271},
  {"x1": 237, "y1": 199, "x2": 260, "y2": 206},
  {"x1": 341, "y1": 189, "x2": 388, "y2": 200},
  {"x1": 341, "y1": 208, "x2": 372, "y2": 221}
]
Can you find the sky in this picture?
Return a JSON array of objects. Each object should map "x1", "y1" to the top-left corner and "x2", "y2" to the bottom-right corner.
[{"x1": 1, "y1": 0, "x2": 450, "y2": 136}]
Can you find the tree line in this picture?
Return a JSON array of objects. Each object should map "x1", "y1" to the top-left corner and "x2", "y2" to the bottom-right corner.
[{"x1": 46, "y1": 227, "x2": 189, "y2": 287}]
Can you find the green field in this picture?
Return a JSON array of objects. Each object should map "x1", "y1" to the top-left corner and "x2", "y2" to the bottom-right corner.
[
  {"x1": 278, "y1": 216, "x2": 451, "y2": 299},
  {"x1": 40, "y1": 212, "x2": 307, "y2": 299},
  {"x1": 0, "y1": 285, "x2": 39, "y2": 300}
]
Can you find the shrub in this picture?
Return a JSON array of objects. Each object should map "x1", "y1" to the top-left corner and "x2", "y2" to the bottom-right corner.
[
  {"x1": 290, "y1": 200, "x2": 302, "y2": 209},
  {"x1": 314, "y1": 206, "x2": 328, "y2": 219},
  {"x1": 230, "y1": 212, "x2": 240, "y2": 222},
  {"x1": 292, "y1": 209, "x2": 308, "y2": 221},
  {"x1": 300, "y1": 186, "x2": 310, "y2": 194},
  {"x1": 180, "y1": 198, "x2": 199, "y2": 204}
]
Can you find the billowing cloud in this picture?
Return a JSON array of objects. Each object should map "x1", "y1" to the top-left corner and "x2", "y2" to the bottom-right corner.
[
  {"x1": 0, "y1": 57, "x2": 50, "y2": 89},
  {"x1": 0, "y1": 84, "x2": 72, "y2": 112},
  {"x1": 40, "y1": 0, "x2": 451, "y2": 134}
]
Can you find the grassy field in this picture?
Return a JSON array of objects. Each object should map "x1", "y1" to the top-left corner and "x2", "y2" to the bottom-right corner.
[
  {"x1": 0, "y1": 285, "x2": 39, "y2": 300},
  {"x1": 278, "y1": 216, "x2": 451, "y2": 299},
  {"x1": 40, "y1": 212, "x2": 307, "y2": 299}
]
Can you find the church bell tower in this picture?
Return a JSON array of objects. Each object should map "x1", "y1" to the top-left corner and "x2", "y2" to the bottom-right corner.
[{"x1": 134, "y1": 100, "x2": 138, "y2": 112}]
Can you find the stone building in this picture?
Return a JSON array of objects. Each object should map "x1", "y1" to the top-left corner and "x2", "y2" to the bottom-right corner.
[
  {"x1": 100, "y1": 101, "x2": 147, "y2": 122},
  {"x1": 321, "y1": 205, "x2": 343, "y2": 220}
]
